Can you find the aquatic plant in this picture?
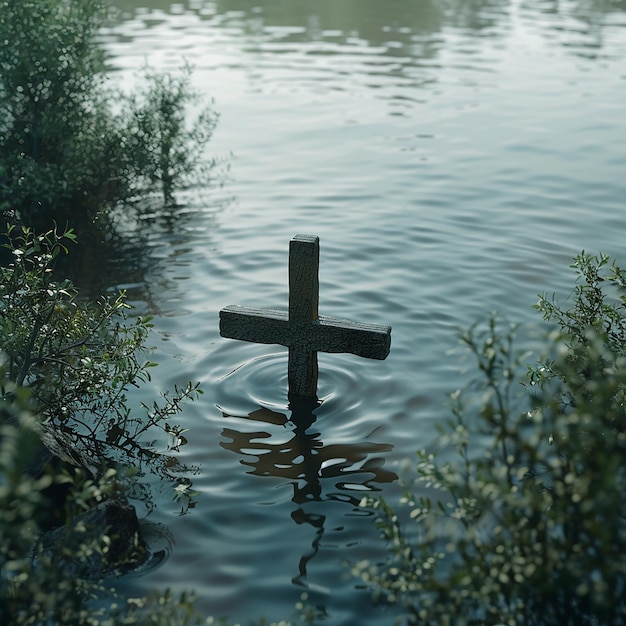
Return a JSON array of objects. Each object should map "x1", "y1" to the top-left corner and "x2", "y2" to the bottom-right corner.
[
  {"x1": 355, "y1": 252, "x2": 626, "y2": 625},
  {"x1": 0, "y1": 0, "x2": 217, "y2": 228},
  {"x1": 121, "y1": 65, "x2": 218, "y2": 207}
]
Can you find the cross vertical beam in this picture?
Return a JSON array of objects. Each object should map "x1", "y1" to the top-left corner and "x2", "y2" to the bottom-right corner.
[{"x1": 288, "y1": 235, "x2": 320, "y2": 398}]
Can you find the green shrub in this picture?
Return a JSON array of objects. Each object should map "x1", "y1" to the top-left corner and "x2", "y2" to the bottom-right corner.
[
  {"x1": 0, "y1": 225, "x2": 201, "y2": 511},
  {"x1": 355, "y1": 253, "x2": 626, "y2": 625},
  {"x1": 0, "y1": 0, "x2": 217, "y2": 228},
  {"x1": 122, "y1": 66, "x2": 218, "y2": 207},
  {"x1": 0, "y1": 409, "x2": 204, "y2": 625},
  {"x1": 0, "y1": 225, "x2": 206, "y2": 623}
]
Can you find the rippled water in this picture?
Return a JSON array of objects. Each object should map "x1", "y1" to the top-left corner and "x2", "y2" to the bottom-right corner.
[{"x1": 80, "y1": 0, "x2": 626, "y2": 623}]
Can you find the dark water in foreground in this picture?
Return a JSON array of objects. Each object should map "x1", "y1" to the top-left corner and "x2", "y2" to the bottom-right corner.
[{"x1": 74, "y1": 0, "x2": 626, "y2": 623}]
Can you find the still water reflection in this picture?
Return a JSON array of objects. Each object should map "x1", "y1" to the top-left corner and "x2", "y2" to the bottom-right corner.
[
  {"x1": 91, "y1": 0, "x2": 626, "y2": 623},
  {"x1": 219, "y1": 398, "x2": 397, "y2": 588}
]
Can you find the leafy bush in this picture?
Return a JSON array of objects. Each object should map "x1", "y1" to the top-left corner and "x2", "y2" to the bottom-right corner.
[
  {"x1": 0, "y1": 225, "x2": 201, "y2": 511},
  {"x1": 0, "y1": 226, "x2": 204, "y2": 623},
  {"x1": 122, "y1": 66, "x2": 218, "y2": 207},
  {"x1": 0, "y1": 410, "x2": 202, "y2": 626},
  {"x1": 0, "y1": 0, "x2": 217, "y2": 227},
  {"x1": 355, "y1": 253, "x2": 626, "y2": 625},
  {"x1": 0, "y1": 0, "x2": 107, "y2": 220}
]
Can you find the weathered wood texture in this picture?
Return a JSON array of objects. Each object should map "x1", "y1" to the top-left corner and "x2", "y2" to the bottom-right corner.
[
  {"x1": 219, "y1": 307, "x2": 391, "y2": 358},
  {"x1": 219, "y1": 234, "x2": 391, "y2": 398}
]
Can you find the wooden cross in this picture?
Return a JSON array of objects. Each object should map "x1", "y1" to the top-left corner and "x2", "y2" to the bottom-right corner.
[{"x1": 219, "y1": 234, "x2": 391, "y2": 399}]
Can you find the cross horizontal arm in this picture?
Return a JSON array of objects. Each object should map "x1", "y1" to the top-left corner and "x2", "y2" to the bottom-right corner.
[
  {"x1": 219, "y1": 305, "x2": 391, "y2": 359},
  {"x1": 219, "y1": 305, "x2": 290, "y2": 346},
  {"x1": 316, "y1": 315, "x2": 391, "y2": 359}
]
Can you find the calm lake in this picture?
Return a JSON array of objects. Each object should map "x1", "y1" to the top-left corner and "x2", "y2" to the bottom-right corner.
[{"x1": 85, "y1": 0, "x2": 626, "y2": 623}]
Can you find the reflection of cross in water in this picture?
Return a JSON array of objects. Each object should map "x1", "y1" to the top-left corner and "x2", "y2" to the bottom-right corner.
[
  {"x1": 219, "y1": 235, "x2": 391, "y2": 400},
  {"x1": 219, "y1": 397, "x2": 397, "y2": 588}
]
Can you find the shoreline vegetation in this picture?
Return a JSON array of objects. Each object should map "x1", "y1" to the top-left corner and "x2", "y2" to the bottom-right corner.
[
  {"x1": 1, "y1": 0, "x2": 214, "y2": 623},
  {"x1": 355, "y1": 252, "x2": 626, "y2": 625},
  {"x1": 0, "y1": 0, "x2": 217, "y2": 232},
  {"x1": 1, "y1": 1, "x2": 625, "y2": 625}
]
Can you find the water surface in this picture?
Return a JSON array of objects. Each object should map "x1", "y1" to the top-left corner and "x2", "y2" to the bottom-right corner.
[{"x1": 84, "y1": 0, "x2": 626, "y2": 622}]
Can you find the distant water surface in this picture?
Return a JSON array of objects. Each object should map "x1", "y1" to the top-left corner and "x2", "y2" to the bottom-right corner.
[{"x1": 80, "y1": 0, "x2": 626, "y2": 623}]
